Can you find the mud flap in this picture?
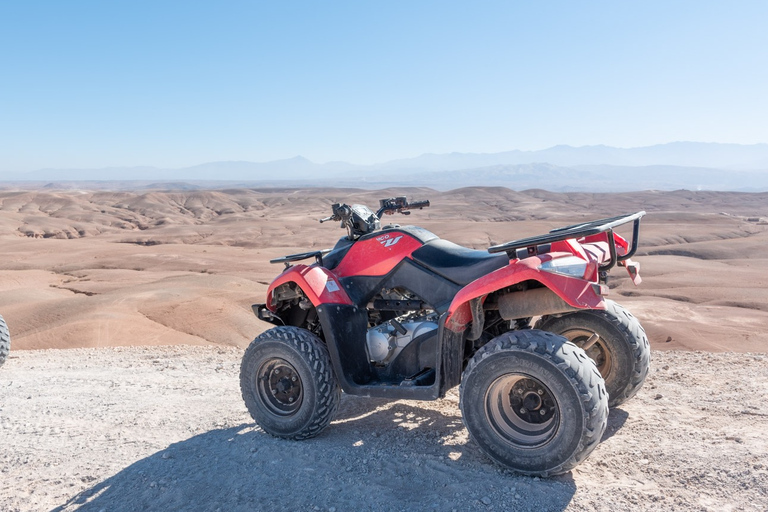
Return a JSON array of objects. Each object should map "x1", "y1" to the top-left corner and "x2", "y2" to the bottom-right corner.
[
  {"x1": 438, "y1": 312, "x2": 464, "y2": 396},
  {"x1": 316, "y1": 304, "x2": 371, "y2": 391}
]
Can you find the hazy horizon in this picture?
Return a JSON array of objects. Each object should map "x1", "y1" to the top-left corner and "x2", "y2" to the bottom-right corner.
[
  {"x1": 10, "y1": 140, "x2": 768, "y2": 172},
  {"x1": 2, "y1": 1, "x2": 767, "y2": 173},
  {"x1": 3, "y1": 141, "x2": 768, "y2": 193}
]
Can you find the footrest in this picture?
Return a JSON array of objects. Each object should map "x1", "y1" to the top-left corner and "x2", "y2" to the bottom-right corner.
[{"x1": 400, "y1": 368, "x2": 435, "y2": 387}]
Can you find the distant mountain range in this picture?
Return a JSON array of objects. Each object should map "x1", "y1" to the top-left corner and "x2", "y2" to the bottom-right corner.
[{"x1": 3, "y1": 142, "x2": 768, "y2": 192}]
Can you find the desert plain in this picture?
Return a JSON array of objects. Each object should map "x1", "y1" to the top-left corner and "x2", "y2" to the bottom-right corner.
[{"x1": 1, "y1": 186, "x2": 767, "y2": 511}]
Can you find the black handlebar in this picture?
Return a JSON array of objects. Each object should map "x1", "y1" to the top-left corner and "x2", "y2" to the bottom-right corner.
[
  {"x1": 376, "y1": 196, "x2": 429, "y2": 218},
  {"x1": 318, "y1": 197, "x2": 429, "y2": 235},
  {"x1": 318, "y1": 203, "x2": 351, "y2": 224},
  {"x1": 407, "y1": 200, "x2": 430, "y2": 210}
]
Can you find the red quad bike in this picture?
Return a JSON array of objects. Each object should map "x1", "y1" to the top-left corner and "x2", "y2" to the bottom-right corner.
[{"x1": 240, "y1": 197, "x2": 650, "y2": 476}]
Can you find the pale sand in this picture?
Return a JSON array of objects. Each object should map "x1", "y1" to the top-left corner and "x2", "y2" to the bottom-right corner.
[{"x1": 1, "y1": 347, "x2": 766, "y2": 511}]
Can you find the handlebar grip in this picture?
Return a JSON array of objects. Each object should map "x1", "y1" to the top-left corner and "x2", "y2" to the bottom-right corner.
[{"x1": 408, "y1": 200, "x2": 430, "y2": 209}]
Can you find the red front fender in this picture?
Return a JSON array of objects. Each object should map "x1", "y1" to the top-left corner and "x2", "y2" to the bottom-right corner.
[
  {"x1": 444, "y1": 256, "x2": 605, "y2": 333},
  {"x1": 266, "y1": 264, "x2": 352, "y2": 310}
]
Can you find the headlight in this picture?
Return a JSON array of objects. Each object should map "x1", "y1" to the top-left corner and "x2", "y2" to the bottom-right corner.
[{"x1": 538, "y1": 256, "x2": 587, "y2": 278}]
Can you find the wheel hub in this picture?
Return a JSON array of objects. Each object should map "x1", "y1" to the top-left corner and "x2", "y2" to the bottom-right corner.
[
  {"x1": 522, "y1": 391, "x2": 542, "y2": 411},
  {"x1": 485, "y1": 374, "x2": 560, "y2": 447},
  {"x1": 508, "y1": 378, "x2": 555, "y2": 424},
  {"x1": 257, "y1": 358, "x2": 303, "y2": 415}
]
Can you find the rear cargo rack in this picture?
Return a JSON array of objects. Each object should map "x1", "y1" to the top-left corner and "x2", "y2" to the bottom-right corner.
[{"x1": 488, "y1": 211, "x2": 646, "y2": 271}]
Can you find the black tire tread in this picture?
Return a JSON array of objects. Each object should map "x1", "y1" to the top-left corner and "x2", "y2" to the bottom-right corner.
[
  {"x1": 460, "y1": 329, "x2": 608, "y2": 476},
  {"x1": 536, "y1": 300, "x2": 650, "y2": 407},
  {"x1": 240, "y1": 326, "x2": 340, "y2": 440}
]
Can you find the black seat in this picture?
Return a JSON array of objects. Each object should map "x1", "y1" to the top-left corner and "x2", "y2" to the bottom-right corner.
[{"x1": 410, "y1": 239, "x2": 509, "y2": 286}]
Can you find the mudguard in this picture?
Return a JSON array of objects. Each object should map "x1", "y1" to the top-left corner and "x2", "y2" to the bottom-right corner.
[
  {"x1": 444, "y1": 255, "x2": 606, "y2": 333},
  {"x1": 266, "y1": 264, "x2": 352, "y2": 311}
]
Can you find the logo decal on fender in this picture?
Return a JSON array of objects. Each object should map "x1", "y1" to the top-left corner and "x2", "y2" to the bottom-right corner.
[{"x1": 377, "y1": 235, "x2": 403, "y2": 248}]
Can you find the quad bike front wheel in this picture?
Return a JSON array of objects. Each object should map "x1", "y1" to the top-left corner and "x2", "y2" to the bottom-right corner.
[
  {"x1": 240, "y1": 326, "x2": 340, "y2": 440},
  {"x1": 460, "y1": 330, "x2": 608, "y2": 476},
  {"x1": 0, "y1": 314, "x2": 9, "y2": 367},
  {"x1": 536, "y1": 300, "x2": 650, "y2": 408}
]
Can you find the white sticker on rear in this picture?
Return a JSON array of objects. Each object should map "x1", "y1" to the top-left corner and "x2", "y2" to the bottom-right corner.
[{"x1": 325, "y1": 280, "x2": 340, "y2": 293}]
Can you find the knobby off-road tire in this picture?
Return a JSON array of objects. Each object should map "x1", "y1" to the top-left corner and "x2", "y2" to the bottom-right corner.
[
  {"x1": 0, "y1": 314, "x2": 9, "y2": 367},
  {"x1": 536, "y1": 300, "x2": 650, "y2": 408},
  {"x1": 460, "y1": 330, "x2": 608, "y2": 477},
  {"x1": 240, "y1": 326, "x2": 340, "y2": 440}
]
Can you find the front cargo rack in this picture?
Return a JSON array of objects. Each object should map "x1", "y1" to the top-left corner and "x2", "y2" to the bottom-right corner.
[{"x1": 487, "y1": 211, "x2": 646, "y2": 271}]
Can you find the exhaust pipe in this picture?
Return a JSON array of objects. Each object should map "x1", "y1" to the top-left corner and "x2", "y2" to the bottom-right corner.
[{"x1": 497, "y1": 287, "x2": 580, "y2": 320}]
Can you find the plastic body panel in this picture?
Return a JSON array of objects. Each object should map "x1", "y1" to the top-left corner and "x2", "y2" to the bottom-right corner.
[
  {"x1": 339, "y1": 259, "x2": 461, "y2": 311},
  {"x1": 444, "y1": 254, "x2": 606, "y2": 333},
  {"x1": 266, "y1": 264, "x2": 352, "y2": 311},
  {"x1": 333, "y1": 230, "x2": 424, "y2": 278}
]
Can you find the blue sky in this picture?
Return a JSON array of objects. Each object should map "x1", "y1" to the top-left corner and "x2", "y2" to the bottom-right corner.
[{"x1": 1, "y1": 1, "x2": 766, "y2": 172}]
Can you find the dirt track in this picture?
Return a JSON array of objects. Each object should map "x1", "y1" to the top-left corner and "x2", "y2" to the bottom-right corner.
[{"x1": 1, "y1": 346, "x2": 767, "y2": 512}]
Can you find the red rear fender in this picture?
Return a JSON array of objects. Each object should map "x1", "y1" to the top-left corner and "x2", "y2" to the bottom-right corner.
[
  {"x1": 266, "y1": 265, "x2": 352, "y2": 310},
  {"x1": 444, "y1": 256, "x2": 605, "y2": 333}
]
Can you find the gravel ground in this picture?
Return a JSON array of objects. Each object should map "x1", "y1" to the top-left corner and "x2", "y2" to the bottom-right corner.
[{"x1": 1, "y1": 346, "x2": 767, "y2": 512}]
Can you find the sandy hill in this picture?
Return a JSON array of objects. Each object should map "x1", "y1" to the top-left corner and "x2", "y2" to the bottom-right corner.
[{"x1": 0, "y1": 187, "x2": 766, "y2": 353}]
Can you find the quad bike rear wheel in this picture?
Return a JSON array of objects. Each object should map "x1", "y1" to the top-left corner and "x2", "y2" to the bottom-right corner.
[
  {"x1": 0, "y1": 314, "x2": 9, "y2": 367},
  {"x1": 240, "y1": 326, "x2": 340, "y2": 440},
  {"x1": 460, "y1": 330, "x2": 608, "y2": 476},
  {"x1": 536, "y1": 300, "x2": 650, "y2": 408}
]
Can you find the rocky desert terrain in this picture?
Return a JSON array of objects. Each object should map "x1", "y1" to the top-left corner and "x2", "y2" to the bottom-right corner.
[{"x1": 1, "y1": 186, "x2": 767, "y2": 511}]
